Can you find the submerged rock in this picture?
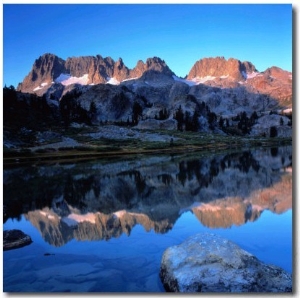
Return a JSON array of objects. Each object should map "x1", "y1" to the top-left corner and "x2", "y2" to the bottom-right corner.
[
  {"x1": 160, "y1": 233, "x2": 292, "y2": 293},
  {"x1": 3, "y1": 229, "x2": 32, "y2": 251}
]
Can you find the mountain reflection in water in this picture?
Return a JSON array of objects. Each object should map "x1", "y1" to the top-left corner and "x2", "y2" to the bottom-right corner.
[{"x1": 4, "y1": 146, "x2": 292, "y2": 247}]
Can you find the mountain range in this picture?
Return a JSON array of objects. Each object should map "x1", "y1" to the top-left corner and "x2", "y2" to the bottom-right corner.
[
  {"x1": 3, "y1": 53, "x2": 293, "y2": 148},
  {"x1": 17, "y1": 53, "x2": 292, "y2": 106},
  {"x1": 17, "y1": 53, "x2": 174, "y2": 93}
]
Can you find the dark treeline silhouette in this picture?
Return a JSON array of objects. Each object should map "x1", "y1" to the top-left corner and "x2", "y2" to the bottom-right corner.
[{"x1": 3, "y1": 86, "x2": 57, "y2": 131}]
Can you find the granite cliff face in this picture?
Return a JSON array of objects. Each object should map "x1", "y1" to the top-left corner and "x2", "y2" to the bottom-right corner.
[
  {"x1": 246, "y1": 66, "x2": 292, "y2": 104},
  {"x1": 17, "y1": 53, "x2": 174, "y2": 94},
  {"x1": 186, "y1": 57, "x2": 292, "y2": 105},
  {"x1": 16, "y1": 53, "x2": 292, "y2": 109},
  {"x1": 17, "y1": 53, "x2": 66, "y2": 93},
  {"x1": 187, "y1": 56, "x2": 257, "y2": 82},
  {"x1": 7, "y1": 54, "x2": 292, "y2": 142}
]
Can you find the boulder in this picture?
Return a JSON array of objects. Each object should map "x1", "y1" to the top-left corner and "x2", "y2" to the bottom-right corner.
[
  {"x1": 3, "y1": 229, "x2": 32, "y2": 251},
  {"x1": 160, "y1": 233, "x2": 292, "y2": 293}
]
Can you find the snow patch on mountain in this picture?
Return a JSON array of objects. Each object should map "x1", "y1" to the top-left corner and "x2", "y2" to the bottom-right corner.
[
  {"x1": 55, "y1": 73, "x2": 89, "y2": 86},
  {"x1": 173, "y1": 74, "x2": 235, "y2": 86},
  {"x1": 283, "y1": 108, "x2": 292, "y2": 114},
  {"x1": 106, "y1": 77, "x2": 120, "y2": 85},
  {"x1": 122, "y1": 77, "x2": 138, "y2": 82},
  {"x1": 33, "y1": 82, "x2": 49, "y2": 91},
  {"x1": 172, "y1": 75, "x2": 196, "y2": 86},
  {"x1": 33, "y1": 86, "x2": 42, "y2": 91},
  {"x1": 192, "y1": 76, "x2": 216, "y2": 84},
  {"x1": 242, "y1": 71, "x2": 260, "y2": 80}
]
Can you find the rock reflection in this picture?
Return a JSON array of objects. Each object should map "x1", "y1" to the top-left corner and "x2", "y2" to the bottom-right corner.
[{"x1": 3, "y1": 146, "x2": 292, "y2": 247}]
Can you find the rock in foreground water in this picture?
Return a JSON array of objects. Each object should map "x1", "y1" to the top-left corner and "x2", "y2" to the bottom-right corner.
[
  {"x1": 3, "y1": 229, "x2": 32, "y2": 251},
  {"x1": 160, "y1": 233, "x2": 292, "y2": 293}
]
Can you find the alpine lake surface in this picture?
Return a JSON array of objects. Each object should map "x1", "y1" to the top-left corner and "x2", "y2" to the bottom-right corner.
[{"x1": 3, "y1": 145, "x2": 292, "y2": 293}]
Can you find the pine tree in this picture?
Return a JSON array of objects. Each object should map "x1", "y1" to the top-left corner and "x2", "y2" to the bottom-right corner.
[
  {"x1": 190, "y1": 109, "x2": 200, "y2": 132},
  {"x1": 184, "y1": 111, "x2": 191, "y2": 131},
  {"x1": 132, "y1": 101, "x2": 143, "y2": 125},
  {"x1": 174, "y1": 105, "x2": 184, "y2": 131},
  {"x1": 219, "y1": 116, "x2": 224, "y2": 128},
  {"x1": 89, "y1": 101, "x2": 97, "y2": 124},
  {"x1": 280, "y1": 117, "x2": 284, "y2": 126},
  {"x1": 208, "y1": 112, "x2": 217, "y2": 130},
  {"x1": 270, "y1": 126, "x2": 278, "y2": 137}
]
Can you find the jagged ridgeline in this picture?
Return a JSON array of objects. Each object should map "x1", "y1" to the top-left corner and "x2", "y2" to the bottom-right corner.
[{"x1": 4, "y1": 53, "x2": 292, "y2": 138}]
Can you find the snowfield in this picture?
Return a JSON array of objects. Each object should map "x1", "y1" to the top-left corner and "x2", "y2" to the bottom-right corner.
[
  {"x1": 175, "y1": 75, "x2": 217, "y2": 85},
  {"x1": 55, "y1": 73, "x2": 89, "y2": 86},
  {"x1": 33, "y1": 86, "x2": 42, "y2": 91},
  {"x1": 106, "y1": 77, "x2": 120, "y2": 85},
  {"x1": 172, "y1": 73, "x2": 261, "y2": 87},
  {"x1": 53, "y1": 74, "x2": 136, "y2": 86},
  {"x1": 192, "y1": 76, "x2": 216, "y2": 84},
  {"x1": 172, "y1": 75, "x2": 196, "y2": 86},
  {"x1": 33, "y1": 82, "x2": 48, "y2": 91}
]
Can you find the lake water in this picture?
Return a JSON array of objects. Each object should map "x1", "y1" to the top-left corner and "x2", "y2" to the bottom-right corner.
[{"x1": 3, "y1": 146, "x2": 293, "y2": 292}]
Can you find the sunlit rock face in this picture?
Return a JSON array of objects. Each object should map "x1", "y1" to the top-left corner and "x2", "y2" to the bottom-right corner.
[
  {"x1": 187, "y1": 57, "x2": 257, "y2": 82},
  {"x1": 187, "y1": 57, "x2": 292, "y2": 106},
  {"x1": 4, "y1": 146, "x2": 292, "y2": 246},
  {"x1": 17, "y1": 53, "x2": 66, "y2": 95},
  {"x1": 160, "y1": 233, "x2": 292, "y2": 292},
  {"x1": 248, "y1": 67, "x2": 292, "y2": 106},
  {"x1": 16, "y1": 54, "x2": 292, "y2": 115},
  {"x1": 17, "y1": 53, "x2": 174, "y2": 94}
]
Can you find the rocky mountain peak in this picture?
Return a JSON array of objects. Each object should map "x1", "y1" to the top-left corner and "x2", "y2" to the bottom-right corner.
[
  {"x1": 263, "y1": 66, "x2": 292, "y2": 80},
  {"x1": 130, "y1": 56, "x2": 174, "y2": 78},
  {"x1": 145, "y1": 56, "x2": 174, "y2": 76},
  {"x1": 17, "y1": 53, "x2": 66, "y2": 93},
  {"x1": 16, "y1": 53, "x2": 291, "y2": 108},
  {"x1": 17, "y1": 54, "x2": 176, "y2": 93},
  {"x1": 113, "y1": 58, "x2": 130, "y2": 81},
  {"x1": 187, "y1": 57, "x2": 258, "y2": 81},
  {"x1": 65, "y1": 56, "x2": 96, "y2": 78},
  {"x1": 241, "y1": 61, "x2": 257, "y2": 73}
]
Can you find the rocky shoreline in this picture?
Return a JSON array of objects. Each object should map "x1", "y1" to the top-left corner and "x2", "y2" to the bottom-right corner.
[{"x1": 3, "y1": 230, "x2": 32, "y2": 251}]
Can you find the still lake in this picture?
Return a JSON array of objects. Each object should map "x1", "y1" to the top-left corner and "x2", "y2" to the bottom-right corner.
[{"x1": 3, "y1": 146, "x2": 292, "y2": 292}]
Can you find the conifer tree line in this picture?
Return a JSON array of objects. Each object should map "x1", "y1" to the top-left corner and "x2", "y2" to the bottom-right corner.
[{"x1": 3, "y1": 85, "x2": 292, "y2": 137}]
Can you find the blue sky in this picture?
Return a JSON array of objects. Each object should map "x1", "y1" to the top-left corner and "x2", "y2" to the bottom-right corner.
[{"x1": 3, "y1": 3, "x2": 292, "y2": 87}]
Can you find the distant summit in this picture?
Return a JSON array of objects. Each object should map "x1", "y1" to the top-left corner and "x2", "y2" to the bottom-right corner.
[
  {"x1": 18, "y1": 53, "x2": 66, "y2": 93},
  {"x1": 187, "y1": 56, "x2": 257, "y2": 81}
]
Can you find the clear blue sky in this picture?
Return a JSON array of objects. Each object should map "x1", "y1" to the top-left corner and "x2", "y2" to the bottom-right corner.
[{"x1": 3, "y1": 3, "x2": 292, "y2": 87}]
